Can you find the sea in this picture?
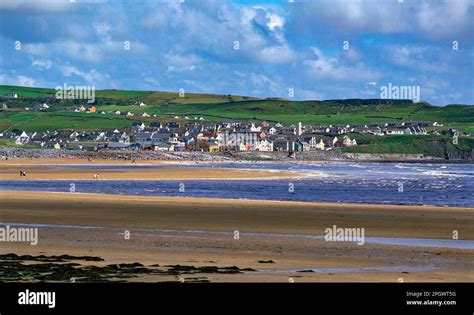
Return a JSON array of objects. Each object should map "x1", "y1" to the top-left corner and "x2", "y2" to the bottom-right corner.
[{"x1": 1, "y1": 161, "x2": 472, "y2": 207}]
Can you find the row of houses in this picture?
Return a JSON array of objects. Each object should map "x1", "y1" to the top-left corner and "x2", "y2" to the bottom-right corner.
[
  {"x1": 3, "y1": 119, "x2": 441, "y2": 153},
  {"x1": 3, "y1": 121, "x2": 355, "y2": 152},
  {"x1": 311, "y1": 122, "x2": 431, "y2": 136}
]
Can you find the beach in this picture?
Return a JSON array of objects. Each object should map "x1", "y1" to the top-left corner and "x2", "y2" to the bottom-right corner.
[
  {"x1": 0, "y1": 162, "x2": 303, "y2": 180},
  {"x1": 1, "y1": 190, "x2": 472, "y2": 282},
  {"x1": 0, "y1": 157, "x2": 192, "y2": 165}
]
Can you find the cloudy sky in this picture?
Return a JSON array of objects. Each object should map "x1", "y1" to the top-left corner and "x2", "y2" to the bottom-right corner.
[{"x1": 0, "y1": 0, "x2": 472, "y2": 104}]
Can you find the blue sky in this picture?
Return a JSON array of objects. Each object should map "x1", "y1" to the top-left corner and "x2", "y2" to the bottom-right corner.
[{"x1": 0, "y1": 0, "x2": 473, "y2": 105}]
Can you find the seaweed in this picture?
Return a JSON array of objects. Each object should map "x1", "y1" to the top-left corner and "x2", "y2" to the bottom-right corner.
[{"x1": 0, "y1": 253, "x2": 255, "y2": 282}]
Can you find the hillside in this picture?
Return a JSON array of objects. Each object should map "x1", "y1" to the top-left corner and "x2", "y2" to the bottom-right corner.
[
  {"x1": 0, "y1": 85, "x2": 473, "y2": 133},
  {"x1": 342, "y1": 134, "x2": 474, "y2": 160}
]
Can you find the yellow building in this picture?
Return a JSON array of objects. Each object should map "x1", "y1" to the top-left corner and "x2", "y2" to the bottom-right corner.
[{"x1": 316, "y1": 139, "x2": 325, "y2": 150}]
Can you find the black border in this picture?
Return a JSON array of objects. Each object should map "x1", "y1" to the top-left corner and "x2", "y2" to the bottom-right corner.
[{"x1": 0, "y1": 282, "x2": 472, "y2": 313}]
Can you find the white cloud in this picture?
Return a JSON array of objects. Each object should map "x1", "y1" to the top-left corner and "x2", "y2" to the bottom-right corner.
[
  {"x1": 303, "y1": 47, "x2": 380, "y2": 82},
  {"x1": 32, "y1": 59, "x2": 52, "y2": 70},
  {"x1": 23, "y1": 43, "x2": 49, "y2": 56},
  {"x1": 17, "y1": 75, "x2": 37, "y2": 87},
  {"x1": 0, "y1": 0, "x2": 71, "y2": 11},
  {"x1": 254, "y1": 45, "x2": 297, "y2": 64},
  {"x1": 417, "y1": 0, "x2": 472, "y2": 38},
  {"x1": 0, "y1": 0, "x2": 105, "y2": 12},
  {"x1": 142, "y1": 3, "x2": 296, "y2": 65},
  {"x1": 250, "y1": 73, "x2": 281, "y2": 96},
  {"x1": 93, "y1": 22, "x2": 112, "y2": 41},
  {"x1": 295, "y1": 0, "x2": 474, "y2": 39},
  {"x1": 60, "y1": 65, "x2": 109, "y2": 85},
  {"x1": 0, "y1": 74, "x2": 37, "y2": 87},
  {"x1": 390, "y1": 45, "x2": 452, "y2": 73},
  {"x1": 164, "y1": 52, "x2": 202, "y2": 72},
  {"x1": 24, "y1": 40, "x2": 147, "y2": 63}
]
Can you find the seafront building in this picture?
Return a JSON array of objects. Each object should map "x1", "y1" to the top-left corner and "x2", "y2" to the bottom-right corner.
[{"x1": 2, "y1": 119, "x2": 442, "y2": 153}]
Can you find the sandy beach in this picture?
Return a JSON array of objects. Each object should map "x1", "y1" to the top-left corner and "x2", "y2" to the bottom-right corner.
[
  {"x1": 1, "y1": 190, "x2": 472, "y2": 282},
  {"x1": 0, "y1": 157, "x2": 195, "y2": 165},
  {"x1": 0, "y1": 164, "x2": 301, "y2": 180}
]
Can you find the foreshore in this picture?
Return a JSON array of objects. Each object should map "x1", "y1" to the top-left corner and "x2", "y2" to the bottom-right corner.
[
  {"x1": 0, "y1": 163, "x2": 302, "y2": 180},
  {"x1": 1, "y1": 191, "x2": 472, "y2": 282},
  {"x1": 1, "y1": 147, "x2": 472, "y2": 163}
]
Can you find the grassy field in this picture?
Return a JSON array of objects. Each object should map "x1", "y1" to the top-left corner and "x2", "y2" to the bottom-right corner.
[
  {"x1": 342, "y1": 134, "x2": 474, "y2": 158},
  {"x1": 1, "y1": 85, "x2": 473, "y2": 133},
  {"x1": 0, "y1": 138, "x2": 37, "y2": 149},
  {"x1": 0, "y1": 85, "x2": 256, "y2": 104}
]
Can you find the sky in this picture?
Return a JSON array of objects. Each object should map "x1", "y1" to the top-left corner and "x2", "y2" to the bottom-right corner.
[{"x1": 0, "y1": 0, "x2": 473, "y2": 105}]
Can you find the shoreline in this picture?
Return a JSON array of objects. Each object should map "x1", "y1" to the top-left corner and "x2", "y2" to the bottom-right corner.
[
  {"x1": 1, "y1": 148, "x2": 473, "y2": 164},
  {"x1": 1, "y1": 190, "x2": 472, "y2": 282},
  {"x1": 2, "y1": 159, "x2": 473, "y2": 166},
  {"x1": 1, "y1": 190, "x2": 472, "y2": 238},
  {"x1": 3, "y1": 221, "x2": 473, "y2": 250},
  {"x1": 1, "y1": 189, "x2": 473, "y2": 211},
  {"x1": 0, "y1": 165, "x2": 306, "y2": 180}
]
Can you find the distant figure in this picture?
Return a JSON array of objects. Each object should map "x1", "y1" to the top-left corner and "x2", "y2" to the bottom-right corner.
[
  {"x1": 93, "y1": 173, "x2": 100, "y2": 180},
  {"x1": 132, "y1": 159, "x2": 136, "y2": 164},
  {"x1": 19, "y1": 170, "x2": 27, "y2": 177}
]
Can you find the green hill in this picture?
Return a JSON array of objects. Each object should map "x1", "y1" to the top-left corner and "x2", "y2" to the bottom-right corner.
[{"x1": 0, "y1": 85, "x2": 473, "y2": 133}]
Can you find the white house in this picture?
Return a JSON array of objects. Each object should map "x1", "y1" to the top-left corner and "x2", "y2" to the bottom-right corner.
[
  {"x1": 4, "y1": 93, "x2": 18, "y2": 99},
  {"x1": 384, "y1": 128, "x2": 405, "y2": 135},
  {"x1": 249, "y1": 123, "x2": 261, "y2": 132},
  {"x1": 15, "y1": 131, "x2": 30, "y2": 145},
  {"x1": 267, "y1": 127, "x2": 277, "y2": 135},
  {"x1": 406, "y1": 126, "x2": 427, "y2": 135},
  {"x1": 255, "y1": 138, "x2": 273, "y2": 151},
  {"x1": 342, "y1": 135, "x2": 355, "y2": 147}
]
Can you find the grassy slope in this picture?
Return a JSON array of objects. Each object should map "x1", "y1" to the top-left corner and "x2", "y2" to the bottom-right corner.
[
  {"x1": 0, "y1": 85, "x2": 256, "y2": 104},
  {"x1": 1, "y1": 86, "x2": 473, "y2": 159},
  {"x1": 342, "y1": 134, "x2": 474, "y2": 158}
]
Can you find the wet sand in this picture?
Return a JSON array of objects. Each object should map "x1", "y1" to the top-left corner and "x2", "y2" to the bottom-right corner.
[
  {"x1": 0, "y1": 165, "x2": 301, "y2": 180},
  {"x1": 0, "y1": 191, "x2": 472, "y2": 282},
  {"x1": 0, "y1": 157, "x2": 170, "y2": 165}
]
